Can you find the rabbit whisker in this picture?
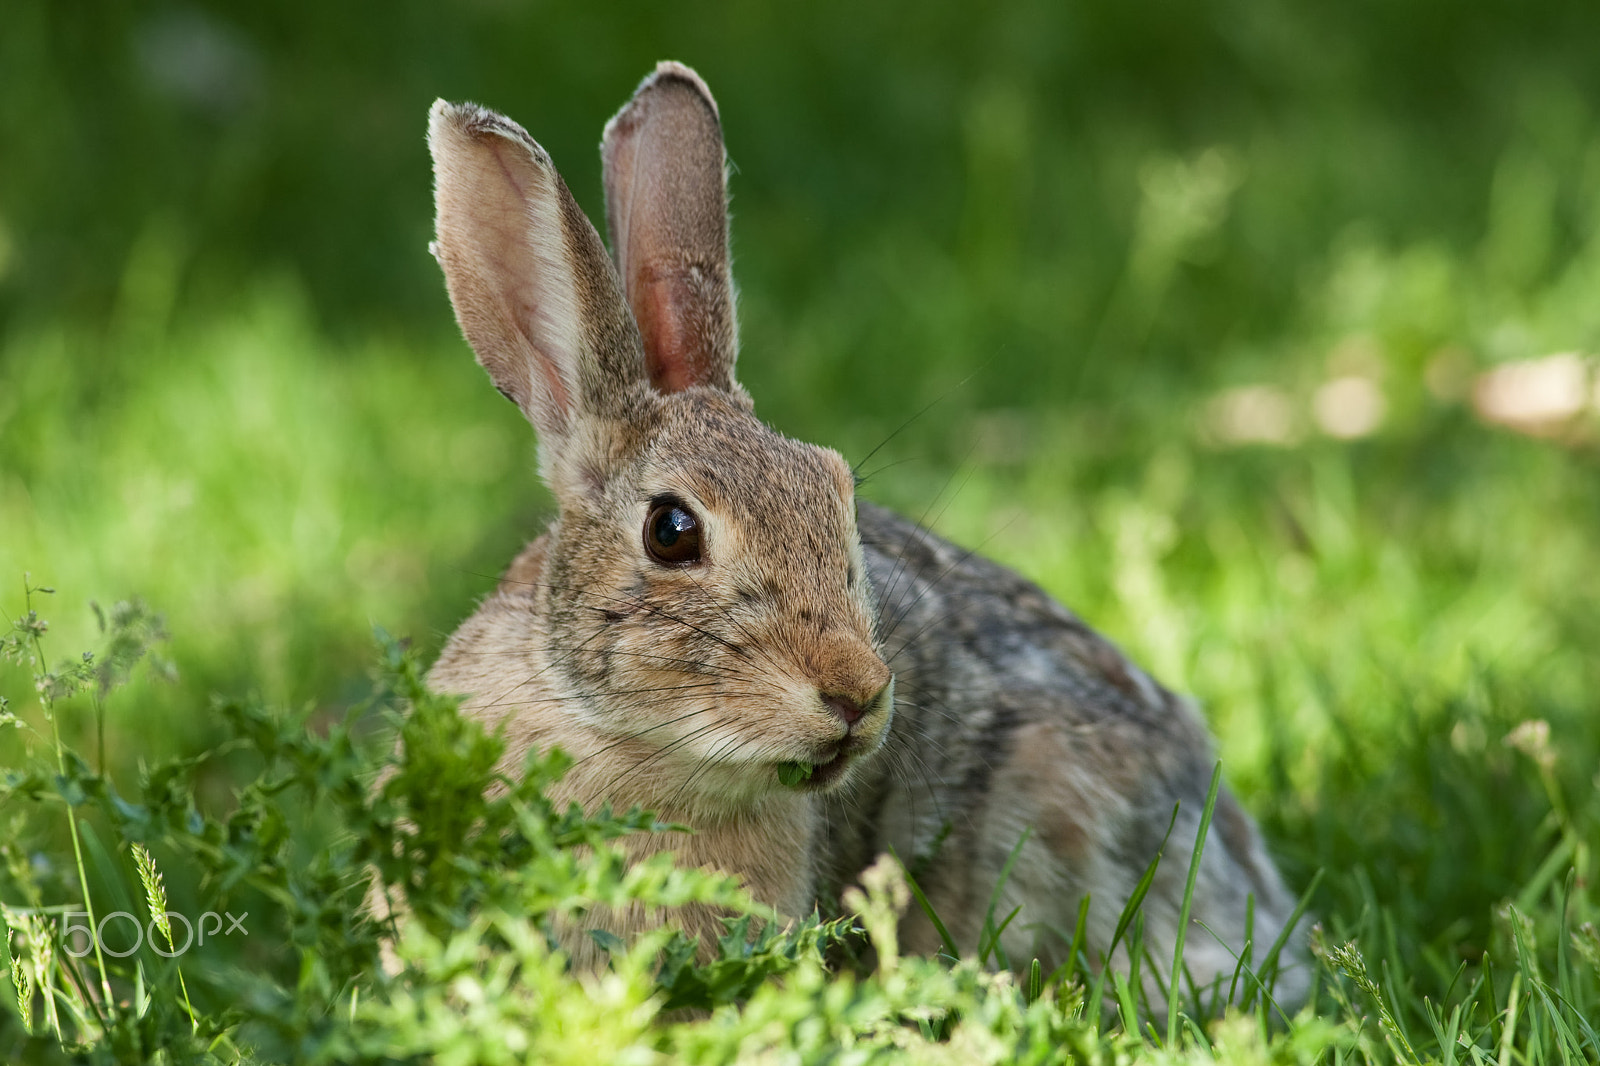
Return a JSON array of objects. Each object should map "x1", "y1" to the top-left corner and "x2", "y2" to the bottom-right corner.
[
  {"x1": 885, "y1": 691, "x2": 968, "y2": 746},
  {"x1": 472, "y1": 619, "x2": 617, "y2": 714},
  {"x1": 596, "y1": 648, "x2": 761, "y2": 684},
  {"x1": 667, "y1": 732, "x2": 749, "y2": 811},
  {"x1": 503, "y1": 576, "x2": 758, "y2": 664},
  {"x1": 880, "y1": 485, "x2": 1011, "y2": 648},
  {"x1": 568, "y1": 705, "x2": 723, "y2": 768},
  {"x1": 851, "y1": 454, "x2": 921, "y2": 488},
  {"x1": 848, "y1": 365, "x2": 983, "y2": 486},
  {"x1": 480, "y1": 681, "x2": 726, "y2": 711},
  {"x1": 882, "y1": 745, "x2": 950, "y2": 853},
  {"x1": 677, "y1": 567, "x2": 790, "y2": 681},
  {"x1": 883, "y1": 512, "x2": 1017, "y2": 653},
  {"x1": 874, "y1": 454, "x2": 978, "y2": 636},
  {"x1": 873, "y1": 447, "x2": 974, "y2": 606},
  {"x1": 600, "y1": 715, "x2": 726, "y2": 797}
]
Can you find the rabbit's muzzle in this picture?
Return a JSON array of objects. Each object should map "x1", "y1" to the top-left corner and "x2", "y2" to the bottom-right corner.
[{"x1": 785, "y1": 674, "x2": 895, "y2": 792}]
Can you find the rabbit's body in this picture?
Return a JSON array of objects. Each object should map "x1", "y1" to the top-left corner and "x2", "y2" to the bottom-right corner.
[{"x1": 421, "y1": 61, "x2": 1307, "y2": 1005}]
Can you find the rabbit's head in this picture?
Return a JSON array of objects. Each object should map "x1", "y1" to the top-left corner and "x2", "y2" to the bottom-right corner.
[{"x1": 429, "y1": 64, "x2": 893, "y2": 811}]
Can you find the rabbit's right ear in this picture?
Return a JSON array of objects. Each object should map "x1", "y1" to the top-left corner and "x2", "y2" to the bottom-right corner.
[
  {"x1": 429, "y1": 100, "x2": 645, "y2": 463},
  {"x1": 601, "y1": 62, "x2": 739, "y2": 395}
]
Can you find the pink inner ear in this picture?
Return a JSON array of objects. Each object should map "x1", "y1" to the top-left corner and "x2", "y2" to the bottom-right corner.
[{"x1": 637, "y1": 270, "x2": 701, "y2": 394}]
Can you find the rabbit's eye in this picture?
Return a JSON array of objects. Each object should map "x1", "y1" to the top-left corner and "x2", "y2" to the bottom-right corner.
[{"x1": 645, "y1": 501, "x2": 702, "y2": 565}]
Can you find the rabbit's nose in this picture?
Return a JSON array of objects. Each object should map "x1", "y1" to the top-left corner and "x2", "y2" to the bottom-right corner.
[
  {"x1": 822, "y1": 676, "x2": 893, "y2": 730},
  {"x1": 822, "y1": 693, "x2": 864, "y2": 725}
]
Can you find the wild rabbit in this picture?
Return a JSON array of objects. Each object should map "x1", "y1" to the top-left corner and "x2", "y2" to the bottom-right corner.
[{"x1": 424, "y1": 61, "x2": 1307, "y2": 1007}]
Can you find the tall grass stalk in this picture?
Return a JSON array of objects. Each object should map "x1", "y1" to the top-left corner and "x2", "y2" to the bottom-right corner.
[
  {"x1": 1166, "y1": 760, "x2": 1221, "y2": 1044},
  {"x1": 132, "y1": 843, "x2": 194, "y2": 1032},
  {"x1": 22, "y1": 578, "x2": 113, "y2": 1015}
]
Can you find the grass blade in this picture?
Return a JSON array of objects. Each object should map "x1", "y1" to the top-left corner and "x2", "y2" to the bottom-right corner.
[
  {"x1": 1112, "y1": 803, "x2": 1179, "y2": 956},
  {"x1": 1089, "y1": 802, "x2": 1178, "y2": 1028},
  {"x1": 1045, "y1": 893, "x2": 1093, "y2": 991},
  {"x1": 890, "y1": 845, "x2": 959, "y2": 960},
  {"x1": 979, "y1": 827, "x2": 1033, "y2": 969},
  {"x1": 980, "y1": 905, "x2": 1024, "y2": 969},
  {"x1": 1167, "y1": 761, "x2": 1221, "y2": 1045},
  {"x1": 1250, "y1": 867, "x2": 1324, "y2": 1012}
]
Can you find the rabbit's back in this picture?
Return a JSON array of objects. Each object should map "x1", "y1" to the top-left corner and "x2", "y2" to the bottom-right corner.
[{"x1": 824, "y1": 501, "x2": 1304, "y2": 1000}]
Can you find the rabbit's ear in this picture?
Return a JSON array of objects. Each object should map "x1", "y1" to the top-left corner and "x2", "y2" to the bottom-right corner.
[
  {"x1": 430, "y1": 100, "x2": 645, "y2": 452},
  {"x1": 601, "y1": 62, "x2": 738, "y2": 394}
]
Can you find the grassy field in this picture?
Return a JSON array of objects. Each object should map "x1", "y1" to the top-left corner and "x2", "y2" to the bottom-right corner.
[{"x1": 3, "y1": 1, "x2": 1599, "y2": 1061}]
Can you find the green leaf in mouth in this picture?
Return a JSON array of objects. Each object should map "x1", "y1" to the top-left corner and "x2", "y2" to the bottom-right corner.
[{"x1": 777, "y1": 761, "x2": 814, "y2": 787}]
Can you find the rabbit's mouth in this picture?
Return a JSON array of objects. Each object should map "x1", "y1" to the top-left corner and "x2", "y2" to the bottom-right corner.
[
  {"x1": 772, "y1": 677, "x2": 893, "y2": 791},
  {"x1": 776, "y1": 739, "x2": 863, "y2": 791}
]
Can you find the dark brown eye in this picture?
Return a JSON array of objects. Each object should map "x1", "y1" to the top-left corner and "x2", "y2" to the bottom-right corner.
[{"x1": 644, "y1": 501, "x2": 702, "y2": 565}]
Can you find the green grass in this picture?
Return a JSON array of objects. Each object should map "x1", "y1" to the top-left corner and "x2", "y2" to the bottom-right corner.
[
  {"x1": 0, "y1": 549, "x2": 1595, "y2": 1061},
  {"x1": 2, "y1": 280, "x2": 1596, "y2": 1060},
  {"x1": 4, "y1": 0, "x2": 1600, "y2": 1060}
]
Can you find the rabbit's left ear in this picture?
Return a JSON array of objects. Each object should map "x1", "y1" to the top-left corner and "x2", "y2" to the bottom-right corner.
[{"x1": 601, "y1": 62, "x2": 739, "y2": 394}]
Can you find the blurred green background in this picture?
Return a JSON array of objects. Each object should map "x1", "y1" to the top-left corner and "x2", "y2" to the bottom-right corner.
[{"x1": 3, "y1": 0, "x2": 1599, "y2": 951}]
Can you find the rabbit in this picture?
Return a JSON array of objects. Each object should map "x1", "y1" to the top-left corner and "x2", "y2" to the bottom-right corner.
[{"x1": 423, "y1": 60, "x2": 1309, "y2": 1009}]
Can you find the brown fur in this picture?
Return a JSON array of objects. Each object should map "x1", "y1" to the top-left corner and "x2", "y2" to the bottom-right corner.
[{"x1": 419, "y1": 65, "x2": 1310, "y2": 1009}]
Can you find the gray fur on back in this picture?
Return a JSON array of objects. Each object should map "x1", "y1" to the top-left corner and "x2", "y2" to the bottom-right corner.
[{"x1": 823, "y1": 502, "x2": 1307, "y2": 1004}]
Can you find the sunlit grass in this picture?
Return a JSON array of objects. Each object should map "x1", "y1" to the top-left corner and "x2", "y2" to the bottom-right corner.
[{"x1": 2, "y1": 281, "x2": 548, "y2": 746}]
